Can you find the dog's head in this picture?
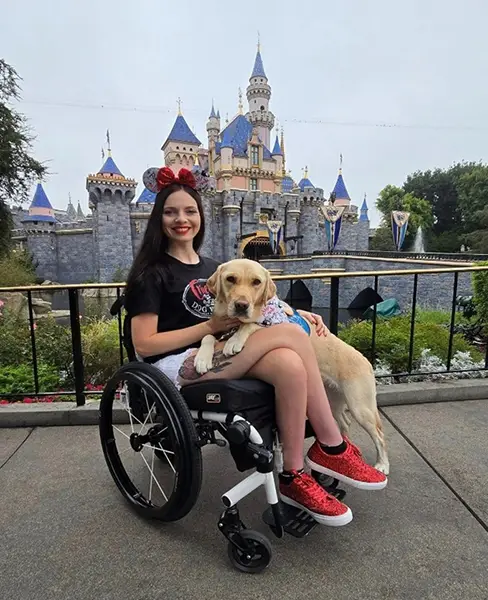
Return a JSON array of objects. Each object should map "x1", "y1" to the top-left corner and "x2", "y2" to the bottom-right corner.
[{"x1": 206, "y1": 259, "x2": 277, "y2": 322}]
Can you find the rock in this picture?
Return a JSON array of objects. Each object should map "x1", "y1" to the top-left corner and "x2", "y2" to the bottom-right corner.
[
  {"x1": 0, "y1": 291, "x2": 30, "y2": 320},
  {"x1": 30, "y1": 298, "x2": 52, "y2": 315}
]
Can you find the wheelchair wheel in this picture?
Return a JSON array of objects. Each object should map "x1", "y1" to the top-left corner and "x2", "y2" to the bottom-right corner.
[
  {"x1": 227, "y1": 530, "x2": 272, "y2": 574},
  {"x1": 99, "y1": 362, "x2": 202, "y2": 522}
]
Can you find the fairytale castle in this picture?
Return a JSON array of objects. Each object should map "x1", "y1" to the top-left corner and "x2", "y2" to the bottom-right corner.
[{"x1": 10, "y1": 44, "x2": 370, "y2": 284}]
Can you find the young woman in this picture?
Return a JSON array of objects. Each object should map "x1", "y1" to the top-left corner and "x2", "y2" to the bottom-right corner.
[{"x1": 124, "y1": 166, "x2": 387, "y2": 528}]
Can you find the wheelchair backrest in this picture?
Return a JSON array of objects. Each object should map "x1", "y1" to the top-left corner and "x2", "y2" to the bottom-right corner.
[{"x1": 110, "y1": 293, "x2": 138, "y2": 363}]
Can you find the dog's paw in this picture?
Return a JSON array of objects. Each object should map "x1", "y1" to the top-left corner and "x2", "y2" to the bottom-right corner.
[
  {"x1": 194, "y1": 354, "x2": 213, "y2": 375},
  {"x1": 223, "y1": 336, "x2": 245, "y2": 357},
  {"x1": 375, "y1": 462, "x2": 390, "y2": 476}
]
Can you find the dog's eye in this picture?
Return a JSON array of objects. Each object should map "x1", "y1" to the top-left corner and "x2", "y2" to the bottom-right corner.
[
  {"x1": 252, "y1": 279, "x2": 261, "y2": 286},
  {"x1": 226, "y1": 276, "x2": 236, "y2": 284}
]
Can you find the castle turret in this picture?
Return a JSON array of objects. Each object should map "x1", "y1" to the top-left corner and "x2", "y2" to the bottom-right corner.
[
  {"x1": 206, "y1": 102, "x2": 220, "y2": 176},
  {"x1": 66, "y1": 194, "x2": 77, "y2": 221},
  {"x1": 21, "y1": 183, "x2": 58, "y2": 280},
  {"x1": 298, "y1": 166, "x2": 314, "y2": 192},
  {"x1": 86, "y1": 137, "x2": 137, "y2": 282},
  {"x1": 162, "y1": 102, "x2": 201, "y2": 171},
  {"x1": 246, "y1": 41, "x2": 274, "y2": 149},
  {"x1": 331, "y1": 161, "x2": 351, "y2": 207},
  {"x1": 271, "y1": 134, "x2": 283, "y2": 192},
  {"x1": 76, "y1": 201, "x2": 85, "y2": 222},
  {"x1": 359, "y1": 194, "x2": 369, "y2": 221}
]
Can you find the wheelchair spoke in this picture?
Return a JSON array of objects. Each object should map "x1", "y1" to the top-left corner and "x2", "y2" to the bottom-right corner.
[{"x1": 139, "y1": 450, "x2": 169, "y2": 502}]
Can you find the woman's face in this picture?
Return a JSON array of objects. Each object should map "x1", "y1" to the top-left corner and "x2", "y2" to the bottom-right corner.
[{"x1": 162, "y1": 189, "x2": 201, "y2": 245}]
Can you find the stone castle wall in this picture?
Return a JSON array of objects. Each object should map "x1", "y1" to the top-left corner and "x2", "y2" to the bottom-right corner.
[{"x1": 261, "y1": 255, "x2": 474, "y2": 311}]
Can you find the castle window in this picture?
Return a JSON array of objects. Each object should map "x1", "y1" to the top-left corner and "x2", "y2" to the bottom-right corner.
[
  {"x1": 260, "y1": 105, "x2": 265, "y2": 111},
  {"x1": 251, "y1": 145, "x2": 259, "y2": 166},
  {"x1": 250, "y1": 178, "x2": 258, "y2": 191}
]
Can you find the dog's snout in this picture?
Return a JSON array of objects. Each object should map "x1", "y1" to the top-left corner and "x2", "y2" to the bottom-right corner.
[{"x1": 234, "y1": 300, "x2": 249, "y2": 314}]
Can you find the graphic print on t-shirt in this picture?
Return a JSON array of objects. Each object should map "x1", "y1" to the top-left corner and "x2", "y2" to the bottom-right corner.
[{"x1": 182, "y1": 278, "x2": 215, "y2": 319}]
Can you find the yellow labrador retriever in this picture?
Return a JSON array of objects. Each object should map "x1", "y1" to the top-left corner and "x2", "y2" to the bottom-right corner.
[{"x1": 195, "y1": 258, "x2": 389, "y2": 475}]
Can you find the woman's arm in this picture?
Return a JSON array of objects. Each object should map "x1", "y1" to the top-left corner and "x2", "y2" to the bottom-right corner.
[{"x1": 131, "y1": 313, "x2": 240, "y2": 358}]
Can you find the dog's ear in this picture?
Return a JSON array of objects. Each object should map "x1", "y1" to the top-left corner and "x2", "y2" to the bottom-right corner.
[
  {"x1": 263, "y1": 270, "x2": 277, "y2": 302},
  {"x1": 206, "y1": 265, "x2": 222, "y2": 298}
]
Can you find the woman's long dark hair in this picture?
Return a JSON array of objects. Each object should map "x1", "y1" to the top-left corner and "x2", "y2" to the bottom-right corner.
[{"x1": 125, "y1": 183, "x2": 205, "y2": 293}]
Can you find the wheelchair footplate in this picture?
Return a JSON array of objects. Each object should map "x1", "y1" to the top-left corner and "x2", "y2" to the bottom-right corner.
[{"x1": 262, "y1": 472, "x2": 346, "y2": 538}]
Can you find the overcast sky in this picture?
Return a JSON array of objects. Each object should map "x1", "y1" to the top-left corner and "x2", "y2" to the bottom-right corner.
[{"x1": 2, "y1": 0, "x2": 488, "y2": 227}]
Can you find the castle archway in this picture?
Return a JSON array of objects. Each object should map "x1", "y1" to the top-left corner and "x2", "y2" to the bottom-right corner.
[{"x1": 240, "y1": 230, "x2": 285, "y2": 262}]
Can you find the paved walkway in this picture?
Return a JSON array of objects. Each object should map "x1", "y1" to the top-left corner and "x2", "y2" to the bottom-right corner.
[{"x1": 1, "y1": 400, "x2": 488, "y2": 600}]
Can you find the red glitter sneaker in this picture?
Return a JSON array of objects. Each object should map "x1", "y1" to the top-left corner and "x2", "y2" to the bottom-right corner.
[
  {"x1": 305, "y1": 439, "x2": 387, "y2": 490},
  {"x1": 279, "y1": 470, "x2": 353, "y2": 527}
]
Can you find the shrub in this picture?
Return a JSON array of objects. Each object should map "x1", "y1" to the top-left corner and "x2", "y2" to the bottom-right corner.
[
  {"x1": 472, "y1": 261, "x2": 488, "y2": 325},
  {"x1": 0, "y1": 363, "x2": 61, "y2": 395},
  {"x1": 0, "y1": 312, "x2": 74, "y2": 383},
  {"x1": 0, "y1": 248, "x2": 37, "y2": 287},
  {"x1": 81, "y1": 317, "x2": 124, "y2": 384},
  {"x1": 339, "y1": 313, "x2": 482, "y2": 374}
]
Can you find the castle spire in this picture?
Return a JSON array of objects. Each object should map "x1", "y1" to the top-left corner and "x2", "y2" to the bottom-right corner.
[
  {"x1": 332, "y1": 159, "x2": 351, "y2": 203},
  {"x1": 359, "y1": 193, "x2": 369, "y2": 221},
  {"x1": 250, "y1": 38, "x2": 267, "y2": 79},
  {"x1": 280, "y1": 126, "x2": 286, "y2": 175}
]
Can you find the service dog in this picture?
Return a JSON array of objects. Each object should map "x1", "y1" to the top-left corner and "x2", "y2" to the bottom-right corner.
[{"x1": 194, "y1": 259, "x2": 389, "y2": 474}]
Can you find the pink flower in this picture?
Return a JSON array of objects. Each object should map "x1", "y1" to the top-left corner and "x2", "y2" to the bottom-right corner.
[
  {"x1": 0, "y1": 399, "x2": 9, "y2": 405},
  {"x1": 23, "y1": 397, "x2": 34, "y2": 403}
]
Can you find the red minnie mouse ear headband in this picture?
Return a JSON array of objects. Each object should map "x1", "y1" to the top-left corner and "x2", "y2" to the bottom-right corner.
[{"x1": 142, "y1": 166, "x2": 196, "y2": 194}]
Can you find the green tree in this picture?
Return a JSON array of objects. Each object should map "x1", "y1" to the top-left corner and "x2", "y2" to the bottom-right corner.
[
  {"x1": 403, "y1": 162, "x2": 481, "y2": 252},
  {"x1": 0, "y1": 59, "x2": 46, "y2": 257},
  {"x1": 374, "y1": 185, "x2": 433, "y2": 250}
]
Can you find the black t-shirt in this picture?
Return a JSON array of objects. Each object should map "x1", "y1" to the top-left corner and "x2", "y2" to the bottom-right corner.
[{"x1": 124, "y1": 254, "x2": 220, "y2": 363}]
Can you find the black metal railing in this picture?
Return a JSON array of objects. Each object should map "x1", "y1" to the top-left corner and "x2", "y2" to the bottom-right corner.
[
  {"x1": 1, "y1": 264, "x2": 487, "y2": 405},
  {"x1": 261, "y1": 249, "x2": 488, "y2": 262}
]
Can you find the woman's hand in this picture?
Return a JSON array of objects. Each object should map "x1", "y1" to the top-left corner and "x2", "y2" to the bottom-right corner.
[
  {"x1": 206, "y1": 314, "x2": 241, "y2": 335},
  {"x1": 297, "y1": 310, "x2": 329, "y2": 337}
]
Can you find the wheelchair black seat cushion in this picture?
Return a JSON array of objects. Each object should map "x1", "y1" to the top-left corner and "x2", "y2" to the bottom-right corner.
[{"x1": 181, "y1": 378, "x2": 275, "y2": 413}]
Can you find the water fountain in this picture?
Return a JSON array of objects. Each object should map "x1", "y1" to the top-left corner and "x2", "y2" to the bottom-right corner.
[{"x1": 412, "y1": 225, "x2": 426, "y2": 253}]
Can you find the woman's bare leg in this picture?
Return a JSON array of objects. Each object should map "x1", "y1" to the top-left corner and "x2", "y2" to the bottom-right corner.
[
  {"x1": 246, "y1": 349, "x2": 308, "y2": 471},
  {"x1": 178, "y1": 323, "x2": 342, "y2": 447}
]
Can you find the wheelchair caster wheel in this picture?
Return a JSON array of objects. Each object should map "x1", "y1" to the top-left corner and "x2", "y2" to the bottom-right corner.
[{"x1": 227, "y1": 530, "x2": 272, "y2": 574}]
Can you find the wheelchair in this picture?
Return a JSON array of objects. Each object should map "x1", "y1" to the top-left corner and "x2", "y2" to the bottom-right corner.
[{"x1": 99, "y1": 300, "x2": 346, "y2": 573}]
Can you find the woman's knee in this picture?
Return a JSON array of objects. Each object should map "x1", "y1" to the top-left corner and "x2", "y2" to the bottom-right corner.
[{"x1": 258, "y1": 348, "x2": 307, "y2": 385}]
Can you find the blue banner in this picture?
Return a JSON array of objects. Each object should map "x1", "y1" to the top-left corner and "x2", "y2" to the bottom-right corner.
[
  {"x1": 391, "y1": 211, "x2": 410, "y2": 250},
  {"x1": 321, "y1": 205, "x2": 345, "y2": 250}
]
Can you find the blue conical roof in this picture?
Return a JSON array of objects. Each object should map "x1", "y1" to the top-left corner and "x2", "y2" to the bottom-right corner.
[
  {"x1": 209, "y1": 103, "x2": 217, "y2": 119},
  {"x1": 272, "y1": 135, "x2": 282, "y2": 155},
  {"x1": 98, "y1": 156, "x2": 123, "y2": 176},
  {"x1": 136, "y1": 187, "x2": 156, "y2": 203},
  {"x1": 163, "y1": 114, "x2": 201, "y2": 147},
  {"x1": 332, "y1": 172, "x2": 350, "y2": 200},
  {"x1": 31, "y1": 183, "x2": 53, "y2": 209},
  {"x1": 251, "y1": 50, "x2": 267, "y2": 79},
  {"x1": 359, "y1": 196, "x2": 369, "y2": 221}
]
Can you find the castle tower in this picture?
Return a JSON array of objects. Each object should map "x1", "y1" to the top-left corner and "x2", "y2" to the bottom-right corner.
[
  {"x1": 21, "y1": 183, "x2": 58, "y2": 281},
  {"x1": 298, "y1": 166, "x2": 314, "y2": 192},
  {"x1": 76, "y1": 201, "x2": 85, "y2": 222},
  {"x1": 66, "y1": 194, "x2": 77, "y2": 221},
  {"x1": 331, "y1": 159, "x2": 351, "y2": 207},
  {"x1": 359, "y1": 194, "x2": 369, "y2": 221},
  {"x1": 271, "y1": 134, "x2": 283, "y2": 192},
  {"x1": 162, "y1": 102, "x2": 201, "y2": 171},
  {"x1": 206, "y1": 102, "x2": 220, "y2": 175},
  {"x1": 246, "y1": 41, "x2": 275, "y2": 149},
  {"x1": 86, "y1": 138, "x2": 137, "y2": 282}
]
